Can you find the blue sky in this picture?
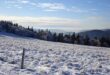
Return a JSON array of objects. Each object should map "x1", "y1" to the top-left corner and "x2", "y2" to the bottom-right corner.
[{"x1": 0, "y1": 0, "x2": 110, "y2": 32}]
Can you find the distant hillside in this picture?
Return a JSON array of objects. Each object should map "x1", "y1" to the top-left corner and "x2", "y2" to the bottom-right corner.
[
  {"x1": 79, "y1": 29, "x2": 110, "y2": 39},
  {"x1": 0, "y1": 20, "x2": 110, "y2": 47}
]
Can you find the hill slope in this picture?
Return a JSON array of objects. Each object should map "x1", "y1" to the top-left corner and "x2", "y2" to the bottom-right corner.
[
  {"x1": 0, "y1": 33, "x2": 110, "y2": 75},
  {"x1": 79, "y1": 29, "x2": 110, "y2": 39}
]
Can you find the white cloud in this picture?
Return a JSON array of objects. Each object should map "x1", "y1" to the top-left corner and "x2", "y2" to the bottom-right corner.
[
  {"x1": 37, "y1": 3, "x2": 66, "y2": 11},
  {"x1": 20, "y1": 0, "x2": 29, "y2": 4},
  {"x1": 4, "y1": 0, "x2": 29, "y2": 9},
  {"x1": 67, "y1": 7, "x2": 84, "y2": 13},
  {"x1": 5, "y1": 0, "x2": 30, "y2": 5},
  {"x1": 37, "y1": 3, "x2": 89, "y2": 13}
]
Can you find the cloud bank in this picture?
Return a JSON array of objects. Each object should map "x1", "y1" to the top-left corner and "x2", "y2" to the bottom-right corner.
[
  {"x1": 0, "y1": 15, "x2": 80, "y2": 26},
  {"x1": 0, "y1": 15, "x2": 109, "y2": 32}
]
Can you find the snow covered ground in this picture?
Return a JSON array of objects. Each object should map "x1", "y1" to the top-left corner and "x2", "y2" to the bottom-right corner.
[{"x1": 0, "y1": 33, "x2": 110, "y2": 75}]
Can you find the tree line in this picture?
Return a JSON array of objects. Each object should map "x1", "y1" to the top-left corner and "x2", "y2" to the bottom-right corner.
[{"x1": 0, "y1": 20, "x2": 110, "y2": 47}]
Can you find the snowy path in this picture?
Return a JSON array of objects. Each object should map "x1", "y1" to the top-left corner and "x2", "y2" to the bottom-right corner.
[{"x1": 0, "y1": 34, "x2": 110, "y2": 75}]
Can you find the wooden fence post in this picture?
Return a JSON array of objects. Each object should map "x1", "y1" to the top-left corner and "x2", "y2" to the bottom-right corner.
[{"x1": 21, "y1": 48, "x2": 25, "y2": 69}]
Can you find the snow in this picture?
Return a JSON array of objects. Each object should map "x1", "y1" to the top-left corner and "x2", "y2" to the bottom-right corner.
[{"x1": 0, "y1": 33, "x2": 110, "y2": 75}]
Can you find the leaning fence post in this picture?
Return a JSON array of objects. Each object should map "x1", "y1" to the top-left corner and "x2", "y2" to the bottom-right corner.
[{"x1": 21, "y1": 48, "x2": 25, "y2": 69}]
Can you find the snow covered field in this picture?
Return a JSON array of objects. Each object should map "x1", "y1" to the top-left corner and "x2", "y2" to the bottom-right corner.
[{"x1": 0, "y1": 33, "x2": 110, "y2": 75}]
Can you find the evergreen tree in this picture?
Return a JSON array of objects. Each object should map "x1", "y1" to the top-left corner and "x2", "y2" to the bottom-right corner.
[
  {"x1": 100, "y1": 37, "x2": 105, "y2": 46},
  {"x1": 53, "y1": 33, "x2": 57, "y2": 42},
  {"x1": 57, "y1": 33, "x2": 64, "y2": 42},
  {"x1": 84, "y1": 35, "x2": 90, "y2": 45},
  {"x1": 64, "y1": 34, "x2": 71, "y2": 43},
  {"x1": 75, "y1": 34, "x2": 81, "y2": 44},
  {"x1": 71, "y1": 33, "x2": 75, "y2": 44}
]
